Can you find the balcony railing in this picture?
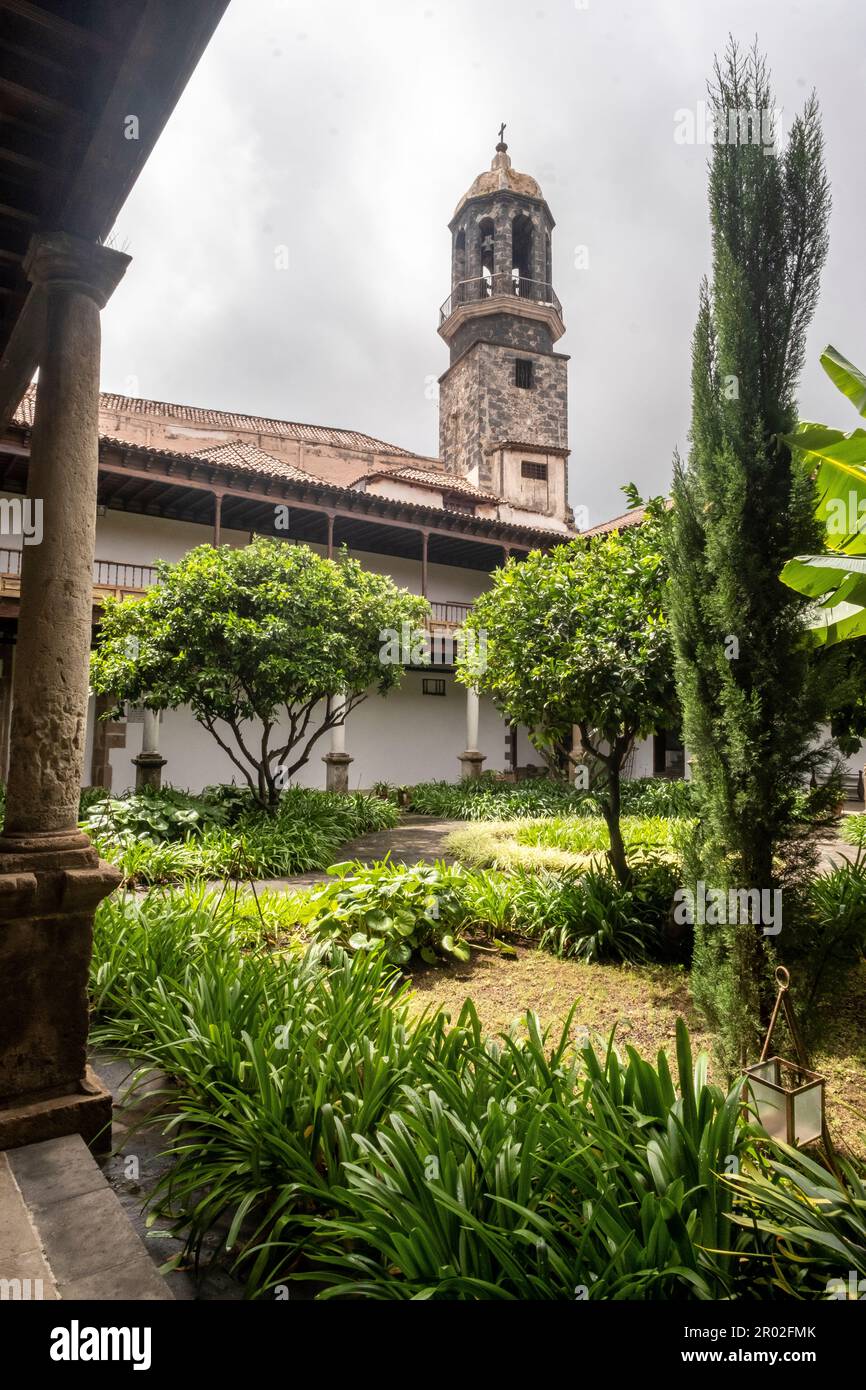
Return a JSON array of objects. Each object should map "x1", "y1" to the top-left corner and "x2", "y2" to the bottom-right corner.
[
  {"x1": 427, "y1": 600, "x2": 472, "y2": 628},
  {"x1": 0, "y1": 553, "x2": 473, "y2": 629},
  {"x1": 93, "y1": 559, "x2": 158, "y2": 592},
  {"x1": 0, "y1": 550, "x2": 158, "y2": 600},
  {"x1": 439, "y1": 274, "x2": 562, "y2": 325}
]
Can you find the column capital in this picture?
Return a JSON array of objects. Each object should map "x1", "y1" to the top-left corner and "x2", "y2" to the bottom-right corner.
[{"x1": 24, "y1": 230, "x2": 131, "y2": 309}]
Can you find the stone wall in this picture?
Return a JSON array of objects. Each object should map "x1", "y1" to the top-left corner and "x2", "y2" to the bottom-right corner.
[
  {"x1": 439, "y1": 340, "x2": 568, "y2": 490},
  {"x1": 446, "y1": 311, "x2": 554, "y2": 363}
]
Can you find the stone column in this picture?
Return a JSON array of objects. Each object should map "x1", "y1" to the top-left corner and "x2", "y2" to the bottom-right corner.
[
  {"x1": 0, "y1": 231, "x2": 130, "y2": 1151},
  {"x1": 131, "y1": 709, "x2": 167, "y2": 792},
  {"x1": 323, "y1": 693, "x2": 352, "y2": 792},
  {"x1": 459, "y1": 686, "x2": 486, "y2": 780}
]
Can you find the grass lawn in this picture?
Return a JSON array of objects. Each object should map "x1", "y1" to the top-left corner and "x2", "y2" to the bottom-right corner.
[{"x1": 446, "y1": 814, "x2": 684, "y2": 871}]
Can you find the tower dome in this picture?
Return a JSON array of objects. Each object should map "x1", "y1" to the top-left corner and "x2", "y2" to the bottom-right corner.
[{"x1": 453, "y1": 139, "x2": 544, "y2": 218}]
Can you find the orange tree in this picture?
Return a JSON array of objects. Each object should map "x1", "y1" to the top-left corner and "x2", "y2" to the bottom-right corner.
[{"x1": 457, "y1": 493, "x2": 675, "y2": 884}]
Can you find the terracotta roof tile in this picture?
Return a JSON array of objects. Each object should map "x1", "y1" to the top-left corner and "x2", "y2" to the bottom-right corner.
[
  {"x1": 382, "y1": 466, "x2": 499, "y2": 503},
  {"x1": 96, "y1": 391, "x2": 414, "y2": 455},
  {"x1": 13, "y1": 385, "x2": 413, "y2": 457},
  {"x1": 192, "y1": 441, "x2": 312, "y2": 482},
  {"x1": 580, "y1": 503, "x2": 672, "y2": 538},
  {"x1": 10, "y1": 385, "x2": 574, "y2": 540}
]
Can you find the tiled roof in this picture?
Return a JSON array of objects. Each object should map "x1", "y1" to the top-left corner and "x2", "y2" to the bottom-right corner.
[
  {"x1": 97, "y1": 391, "x2": 415, "y2": 455},
  {"x1": 580, "y1": 505, "x2": 648, "y2": 537},
  {"x1": 382, "y1": 466, "x2": 499, "y2": 503},
  {"x1": 484, "y1": 439, "x2": 570, "y2": 456},
  {"x1": 192, "y1": 441, "x2": 313, "y2": 482},
  {"x1": 13, "y1": 385, "x2": 414, "y2": 457},
  {"x1": 10, "y1": 385, "x2": 574, "y2": 539}
]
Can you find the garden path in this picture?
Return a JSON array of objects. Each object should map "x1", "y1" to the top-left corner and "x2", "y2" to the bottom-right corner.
[{"x1": 245, "y1": 813, "x2": 465, "y2": 892}]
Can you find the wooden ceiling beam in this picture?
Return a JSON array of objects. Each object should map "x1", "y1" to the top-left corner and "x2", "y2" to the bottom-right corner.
[
  {"x1": 0, "y1": 74, "x2": 90, "y2": 125},
  {"x1": 0, "y1": 1, "x2": 118, "y2": 55}
]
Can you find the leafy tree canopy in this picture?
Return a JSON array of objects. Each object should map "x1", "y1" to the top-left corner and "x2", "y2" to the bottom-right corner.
[
  {"x1": 458, "y1": 493, "x2": 676, "y2": 880},
  {"x1": 91, "y1": 538, "x2": 428, "y2": 805}
]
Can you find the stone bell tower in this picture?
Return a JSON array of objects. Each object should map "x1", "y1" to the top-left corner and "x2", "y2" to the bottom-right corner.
[{"x1": 437, "y1": 132, "x2": 570, "y2": 523}]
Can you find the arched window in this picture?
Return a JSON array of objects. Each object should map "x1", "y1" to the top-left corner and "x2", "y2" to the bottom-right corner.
[
  {"x1": 454, "y1": 227, "x2": 466, "y2": 287},
  {"x1": 512, "y1": 213, "x2": 533, "y2": 293},
  {"x1": 478, "y1": 217, "x2": 495, "y2": 295}
]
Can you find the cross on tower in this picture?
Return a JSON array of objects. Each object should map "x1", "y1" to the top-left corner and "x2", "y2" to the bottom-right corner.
[{"x1": 498, "y1": 122, "x2": 506, "y2": 144}]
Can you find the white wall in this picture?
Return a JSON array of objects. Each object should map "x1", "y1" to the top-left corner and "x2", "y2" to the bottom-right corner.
[
  {"x1": 93, "y1": 511, "x2": 494, "y2": 606},
  {"x1": 107, "y1": 673, "x2": 511, "y2": 793}
]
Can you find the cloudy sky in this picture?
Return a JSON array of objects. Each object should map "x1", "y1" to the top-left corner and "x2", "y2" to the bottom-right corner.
[{"x1": 101, "y1": 0, "x2": 866, "y2": 529}]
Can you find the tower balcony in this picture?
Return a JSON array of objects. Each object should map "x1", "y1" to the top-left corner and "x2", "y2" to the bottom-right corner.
[
  {"x1": 438, "y1": 274, "x2": 565, "y2": 350},
  {"x1": 439, "y1": 274, "x2": 562, "y2": 326}
]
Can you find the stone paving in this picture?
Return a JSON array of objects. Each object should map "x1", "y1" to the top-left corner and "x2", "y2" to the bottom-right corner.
[
  {"x1": 242, "y1": 813, "x2": 465, "y2": 892},
  {"x1": 0, "y1": 1134, "x2": 172, "y2": 1302}
]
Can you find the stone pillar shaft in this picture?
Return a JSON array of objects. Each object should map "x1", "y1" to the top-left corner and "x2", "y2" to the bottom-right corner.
[
  {"x1": 5, "y1": 291, "x2": 102, "y2": 834},
  {"x1": 132, "y1": 709, "x2": 166, "y2": 792},
  {"x1": 0, "y1": 231, "x2": 129, "y2": 1151},
  {"x1": 465, "y1": 686, "x2": 480, "y2": 751},
  {"x1": 459, "y1": 686, "x2": 485, "y2": 781}
]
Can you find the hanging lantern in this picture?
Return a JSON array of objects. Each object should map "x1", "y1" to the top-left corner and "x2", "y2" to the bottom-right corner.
[
  {"x1": 743, "y1": 1056, "x2": 825, "y2": 1146},
  {"x1": 743, "y1": 967, "x2": 829, "y2": 1152}
]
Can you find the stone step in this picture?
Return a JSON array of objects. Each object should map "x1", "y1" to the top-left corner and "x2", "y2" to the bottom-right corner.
[{"x1": 0, "y1": 1134, "x2": 172, "y2": 1301}]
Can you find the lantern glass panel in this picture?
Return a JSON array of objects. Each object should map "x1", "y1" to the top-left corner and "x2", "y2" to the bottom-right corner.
[
  {"x1": 745, "y1": 1060, "x2": 787, "y2": 1140},
  {"x1": 791, "y1": 1077, "x2": 824, "y2": 1146}
]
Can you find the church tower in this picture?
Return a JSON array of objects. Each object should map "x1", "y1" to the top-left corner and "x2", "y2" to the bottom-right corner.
[{"x1": 437, "y1": 133, "x2": 570, "y2": 524}]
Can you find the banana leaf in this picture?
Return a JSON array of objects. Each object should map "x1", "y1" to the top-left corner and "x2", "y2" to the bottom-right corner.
[{"x1": 779, "y1": 346, "x2": 866, "y2": 645}]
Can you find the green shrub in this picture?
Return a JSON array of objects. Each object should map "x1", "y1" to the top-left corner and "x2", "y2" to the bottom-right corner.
[
  {"x1": 508, "y1": 853, "x2": 681, "y2": 965},
  {"x1": 298, "y1": 858, "x2": 473, "y2": 965},
  {"x1": 446, "y1": 814, "x2": 686, "y2": 876},
  {"x1": 86, "y1": 785, "x2": 399, "y2": 884},
  {"x1": 91, "y1": 884, "x2": 303, "y2": 1026},
  {"x1": 726, "y1": 1144, "x2": 866, "y2": 1298},
  {"x1": 780, "y1": 850, "x2": 866, "y2": 1020},
  {"x1": 82, "y1": 787, "x2": 228, "y2": 842},
  {"x1": 92, "y1": 888, "x2": 856, "y2": 1300},
  {"x1": 840, "y1": 814, "x2": 866, "y2": 849},
  {"x1": 408, "y1": 775, "x2": 696, "y2": 822}
]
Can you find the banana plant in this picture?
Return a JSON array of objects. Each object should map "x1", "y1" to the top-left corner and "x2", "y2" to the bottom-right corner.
[{"x1": 780, "y1": 346, "x2": 866, "y2": 646}]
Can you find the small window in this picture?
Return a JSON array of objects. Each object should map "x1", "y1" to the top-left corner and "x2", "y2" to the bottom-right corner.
[
  {"x1": 422, "y1": 678, "x2": 446, "y2": 697},
  {"x1": 444, "y1": 493, "x2": 474, "y2": 514},
  {"x1": 515, "y1": 359, "x2": 534, "y2": 389},
  {"x1": 521, "y1": 460, "x2": 548, "y2": 481}
]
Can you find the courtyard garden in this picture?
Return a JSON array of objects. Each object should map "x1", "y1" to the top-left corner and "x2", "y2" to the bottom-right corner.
[
  {"x1": 72, "y1": 767, "x2": 866, "y2": 1299},
  {"x1": 74, "y1": 41, "x2": 866, "y2": 1302}
]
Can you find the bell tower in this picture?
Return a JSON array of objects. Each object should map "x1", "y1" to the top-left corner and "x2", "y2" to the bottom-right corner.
[{"x1": 437, "y1": 133, "x2": 570, "y2": 523}]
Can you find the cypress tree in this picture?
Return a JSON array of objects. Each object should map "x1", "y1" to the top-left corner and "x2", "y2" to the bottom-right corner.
[{"x1": 666, "y1": 40, "x2": 833, "y2": 1069}]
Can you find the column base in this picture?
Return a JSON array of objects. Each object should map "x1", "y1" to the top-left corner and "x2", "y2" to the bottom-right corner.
[
  {"x1": 0, "y1": 1065, "x2": 112, "y2": 1153},
  {"x1": 323, "y1": 751, "x2": 353, "y2": 793},
  {"x1": 0, "y1": 834, "x2": 120, "y2": 1152},
  {"x1": 459, "y1": 751, "x2": 486, "y2": 781},
  {"x1": 132, "y1": 752, "x2": 167, "y2": 792}
]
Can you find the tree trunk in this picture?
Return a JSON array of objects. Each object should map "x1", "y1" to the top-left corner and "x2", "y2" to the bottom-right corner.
[{"x1": 601, "y1": 762, "x2": 631, "y2": 885}]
